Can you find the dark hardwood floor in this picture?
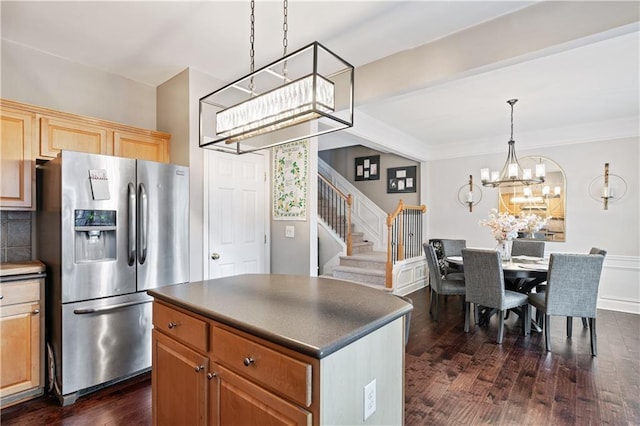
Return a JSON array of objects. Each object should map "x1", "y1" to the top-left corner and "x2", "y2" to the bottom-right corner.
[{"x1": 2, "y1": 286, "x2": 639, "y2": 425}]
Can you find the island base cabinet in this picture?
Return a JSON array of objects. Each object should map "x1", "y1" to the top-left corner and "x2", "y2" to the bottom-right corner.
[
  {"x1": 213, "y1": 365, "x2": 312, "y2": 426},
  {"x1": 152, "y1": 329, "x2": 208, "y2": 426}
]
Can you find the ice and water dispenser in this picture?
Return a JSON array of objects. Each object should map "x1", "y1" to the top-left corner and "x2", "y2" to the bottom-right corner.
[{"x1": 74, "y1": 209, "x2": 117, "y2": 262}]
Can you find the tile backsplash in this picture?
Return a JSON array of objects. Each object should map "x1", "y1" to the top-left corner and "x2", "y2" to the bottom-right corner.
[{"x1": 0, "y1": 211, "x2": 33, "y2": 263}]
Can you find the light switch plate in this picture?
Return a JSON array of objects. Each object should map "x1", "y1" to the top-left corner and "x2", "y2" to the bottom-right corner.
[{"x1": 285, "y1": 225, "x2": 295, "y2": 238}]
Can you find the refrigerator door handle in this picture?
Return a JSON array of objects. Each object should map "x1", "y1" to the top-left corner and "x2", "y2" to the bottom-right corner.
[
  {"x1": 127, "y1": 182, "x2": 137, "y2": 266},
  {"x1": 139, "y1": 182, "x2": 148, "y2": 265}
]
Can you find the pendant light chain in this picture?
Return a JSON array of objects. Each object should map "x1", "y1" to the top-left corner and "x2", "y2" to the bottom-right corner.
[
  {"x1": 282, "y1": 0, "x2": 288, "y2": 80},
  {"x1": 249, "y1": 0, "x2": 255, "y2": 92}
]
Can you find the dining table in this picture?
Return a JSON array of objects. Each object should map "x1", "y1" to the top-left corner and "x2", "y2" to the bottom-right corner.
[{"x1": 446, "y1": 254, "x2": 549, "y2": 331}]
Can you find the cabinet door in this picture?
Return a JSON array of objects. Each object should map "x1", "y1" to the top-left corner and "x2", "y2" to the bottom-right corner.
[
  {"x1": 0, "y1": 109, "x2": 34, "y2": 209},
  {"x1": 114, "y1": 131, "x2": 169, "y2": 163},
  {"x1": 39, "y1": 116, "x2": 110, "y2": 158},
  {"x1": 0, "y1": 302, "x2": 41, "y2": 397},
  {"x1": 213, "y1": 364, "x2": 311, "y2": 426},
  {"x1": 152, "y1": 329, "x2": 208, "y2": 426}
]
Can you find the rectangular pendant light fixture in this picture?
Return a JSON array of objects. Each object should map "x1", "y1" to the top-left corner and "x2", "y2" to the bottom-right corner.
[{"x1": 199, "y1": 41, "x2": 354, "y2": 155}]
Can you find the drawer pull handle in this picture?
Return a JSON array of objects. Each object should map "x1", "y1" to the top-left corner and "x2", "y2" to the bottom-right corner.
[
  {"x1": 243, "y1": 357, "x2": 255, "y2": 367},
  {"x1": 167, "y1": 322, "x2": 177, "y2": 329},
  {"x1": 207, "y1": 372, "x2": 217, "y2": 380},
  {"x1": 33, "y1": 309, "x2": 40, "y2": 315},
  {"x1": 194, "y1": 365, "x2": 204, "y2": 373}
]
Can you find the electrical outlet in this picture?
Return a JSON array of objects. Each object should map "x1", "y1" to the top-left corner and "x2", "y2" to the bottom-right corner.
[
  {"x1": 285, "y1": 226, "x2": 295, "y2": 238},
  {"x1": 364, "y1": 379, "x2": 376, "y2": 421}
]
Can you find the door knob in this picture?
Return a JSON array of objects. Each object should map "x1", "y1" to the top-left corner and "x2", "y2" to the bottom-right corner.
[{"x1": 211, "y1": 253, "x2": 220, "y2": 260}]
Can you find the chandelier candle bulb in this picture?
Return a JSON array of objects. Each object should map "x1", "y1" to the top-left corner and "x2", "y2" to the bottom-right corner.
[
  {"x1": 554, "y1": 186, "x2": 561, "y2": 196},
  {"x1": 536, "y1": 163, "x2": 546, "y2": 178},
  {"x1": 481, "y1": 168, "x2": 490, "y2": 182},
  {"x1": 542, "y1": 186, "x2": 550, "y2": 196}
]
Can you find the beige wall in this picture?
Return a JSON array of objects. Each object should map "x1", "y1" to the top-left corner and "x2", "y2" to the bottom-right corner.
[
  {"x1": 319, "y1": 146, "x2": 420, "y2": 213},
  {"x1": 1, "y1": 40, "x2": 156, "y2": 129}
]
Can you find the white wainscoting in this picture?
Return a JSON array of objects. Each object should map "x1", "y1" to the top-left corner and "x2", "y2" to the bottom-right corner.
[
  {"x1": 597, "y1": 255, "x2": 640, "y2": 314},
  {"x1": 392, "y1": 256, "x2": 427, "y2": 296}
]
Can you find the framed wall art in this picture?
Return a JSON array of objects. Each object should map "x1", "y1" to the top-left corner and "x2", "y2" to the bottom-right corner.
[
  {"x1": 387, "y1": 166, "x2": 417, "y2": 193},
  {"x1": 273, "y1": 140, "x2": 308, "y2": 220},
  {"x1": 354, "y1": 155, "x2": 380, "y2": 181}
]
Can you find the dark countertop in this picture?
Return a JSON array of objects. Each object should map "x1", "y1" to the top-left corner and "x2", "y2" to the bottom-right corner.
[{"x1": 148, "y1": 274, "x2": 413, "y2": 359}]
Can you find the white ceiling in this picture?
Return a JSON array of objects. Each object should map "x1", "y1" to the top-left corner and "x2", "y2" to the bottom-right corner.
[{"x1": 2, "y1": 1, "x2": 639, "y2": 159}]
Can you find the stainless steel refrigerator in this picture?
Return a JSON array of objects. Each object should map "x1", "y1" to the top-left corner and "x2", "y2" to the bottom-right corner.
[{"x1": 37, "y1": 150, "x2": 189, "y2": 405}]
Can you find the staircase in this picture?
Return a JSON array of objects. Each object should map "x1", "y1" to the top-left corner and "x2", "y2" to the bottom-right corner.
[{"x1": 331, "y1": 231, "x2": 387, "y2": 288}]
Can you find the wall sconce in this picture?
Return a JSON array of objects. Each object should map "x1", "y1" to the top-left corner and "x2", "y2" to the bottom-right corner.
[
  {"x1": 457, "y1": 175, "x2": 482, "y2": 212},
  {"x1": 588, "y1": 162, "x2": 627, "y2": 210}
]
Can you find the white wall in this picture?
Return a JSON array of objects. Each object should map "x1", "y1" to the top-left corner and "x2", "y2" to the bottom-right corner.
[
  {"x1": 425, "y1": 136, "x2": 639, "y2": 313},
  {"x1": 1, "y1": 40, "x2": 156, "y2": 129}
]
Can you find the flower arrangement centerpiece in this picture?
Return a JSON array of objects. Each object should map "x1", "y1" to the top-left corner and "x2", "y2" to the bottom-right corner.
[
  {"x1": 479, "y1": 209, "x2": 526, "y2": 261},
  {"x1": 521, "y1": 213, "x2": 548, "y2": 238}
]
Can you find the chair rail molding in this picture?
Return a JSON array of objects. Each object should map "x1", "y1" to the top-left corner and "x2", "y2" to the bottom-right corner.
[{"x1": 318, "y1": 158, "x2": 387, "y2": 251}]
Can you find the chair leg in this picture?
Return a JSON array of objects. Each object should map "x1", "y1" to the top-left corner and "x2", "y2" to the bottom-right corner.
[
  {"x1": 567, "y1": 317, "x2": 573, "y2": 338},
  {"x1": 497, "y1": 310, "x2": 505, "y2": 344},
  {"x1": 582, "y1": 317, "x2": 589, "y2": 329},
  {"x1": 590, "y1": 317, "x2": 597, "y2": 356},
  {"x1": 474, "y1": 304, "x2": 480, "y2": 325},
  {"x1": 464, "y1": 302, "x2": 470, "y2": 332},
  {"x1": 429, "y1": 289, "x2": 434, "y2": 314},
  {"x1": 544, "y1": 314, "x2": 551, "y2": 352},
  {"x1": 434, "y1": 292, "x2": 440, "y2": 321},
  {"x1": 522, "y1": 305, "x2": 531, "y2": 336}
]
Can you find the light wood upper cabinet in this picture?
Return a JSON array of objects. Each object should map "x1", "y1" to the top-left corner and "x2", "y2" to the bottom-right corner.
[
  {"x1": 39, "y1": 116, "x2": 111, "y2": 158},
  {"x1": 114, "y1": 130, "x2": 169, "y2": 163},
  {"x1": 0, "y1": 107, "x2": 34, "y2": 209},
  {"x1": 1, "y1": 99, "x2": 171, "y2": 164}
]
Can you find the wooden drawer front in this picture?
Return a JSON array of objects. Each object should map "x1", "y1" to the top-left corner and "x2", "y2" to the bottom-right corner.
[
  {"x1": 153, "y1": 302, "x2": 208, "y2": 353},
  {"x1": 0, "y1": 280, "x2": 40, "y2": 307},
  {"x1": 212, "y1": 326, "x2": 312, "y2": 408}
]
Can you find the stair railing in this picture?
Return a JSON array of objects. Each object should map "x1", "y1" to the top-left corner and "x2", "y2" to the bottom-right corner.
[
  {"x1": 318, "y1": 174, "x2": 353, "y2": 256},
  {"x1": 386, "y1": 200, "x2": 427, "y2": 288}
]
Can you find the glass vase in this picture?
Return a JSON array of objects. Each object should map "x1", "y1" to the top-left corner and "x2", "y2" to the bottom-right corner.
[{"x1": 496, "y1": 240, "x2": 512, "y2": 263}]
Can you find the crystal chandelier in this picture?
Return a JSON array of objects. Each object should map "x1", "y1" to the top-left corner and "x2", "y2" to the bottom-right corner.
[
  {"x1": 199, "y1": 0, "x2": 354, "y2": 154},
  {"x1": 481, "y1": 99, "x2": 545, "y2": 188}
]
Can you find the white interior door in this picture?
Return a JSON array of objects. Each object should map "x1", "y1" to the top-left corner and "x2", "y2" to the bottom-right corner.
[{"x1": 205, "y1": 150, "x2": 269, "y2": 279}]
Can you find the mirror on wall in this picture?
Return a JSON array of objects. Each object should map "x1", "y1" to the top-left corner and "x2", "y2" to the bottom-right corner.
[{"x1": 499, "y1": 156, "x2": 566, "y2": 242}]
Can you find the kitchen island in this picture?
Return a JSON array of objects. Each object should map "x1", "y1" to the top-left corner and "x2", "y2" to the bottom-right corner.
[{"x1": 148, "y1": 274, "x2": 412, "y2": 426}]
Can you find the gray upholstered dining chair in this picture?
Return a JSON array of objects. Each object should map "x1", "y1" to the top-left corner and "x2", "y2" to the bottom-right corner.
[
  {"x1": 423, "y1": 243, "x2": 465, "y2": 322},
  {"x1": 528, "y1": 253, "x2": 605, "y2": 356},
  {"x1": 512, "y1": 239, "x2": 545, "y2": 258},
  {"x1": 440, "y1": 239, "x2": 467, "y2": 280},
  {"x1": 580, "y1": 247, "x2": 607, "y2": 328},
  {"x1": 461, "y1": 248, "x2": 530, "y2": 344}
]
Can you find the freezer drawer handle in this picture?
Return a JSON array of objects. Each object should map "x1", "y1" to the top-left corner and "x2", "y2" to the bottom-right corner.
[{"x1": 73, "y1": 299, "x2": 152, "y2": 315}]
